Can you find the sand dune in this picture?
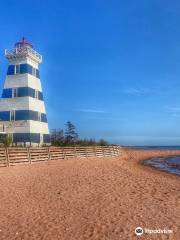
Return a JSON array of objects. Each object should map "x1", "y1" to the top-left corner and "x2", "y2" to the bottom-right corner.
[{"x1": 0, "y1": 149, "x2": 179, "y2": 240}]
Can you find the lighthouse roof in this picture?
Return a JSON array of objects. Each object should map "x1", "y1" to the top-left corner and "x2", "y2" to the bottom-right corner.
[
  {"x1": 15, "y1": 37, "x2": 33, "y2": 49},
  {"x1": 5, "y1": 38, "x2": 42, "y2": 63}
]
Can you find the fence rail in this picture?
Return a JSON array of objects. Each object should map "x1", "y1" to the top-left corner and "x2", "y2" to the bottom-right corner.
[{"x1": 0, "y1": 146, "x2": 122, "y2": 167}]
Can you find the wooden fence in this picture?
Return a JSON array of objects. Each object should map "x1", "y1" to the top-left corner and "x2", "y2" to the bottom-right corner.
[{"x1": 0, "y1": 146, "x2": 122, "y2": 167}]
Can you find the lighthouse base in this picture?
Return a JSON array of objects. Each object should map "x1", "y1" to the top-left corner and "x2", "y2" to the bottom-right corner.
[{"x1": 0, "y1": 133, "x2": 51, "y2": 147}]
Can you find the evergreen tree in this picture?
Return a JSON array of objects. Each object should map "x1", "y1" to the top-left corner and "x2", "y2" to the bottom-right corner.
[
  {"x1": 98, "y1": 139, "x2": 108, "y2": 146},
  {"x1": 64, "y1": 121, "x2": 78, "y2": 144}
]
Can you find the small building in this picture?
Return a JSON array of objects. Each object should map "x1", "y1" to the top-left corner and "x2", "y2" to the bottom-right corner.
[{"x1": 0, "y1": 38, "x2": 50, "y2": 146}]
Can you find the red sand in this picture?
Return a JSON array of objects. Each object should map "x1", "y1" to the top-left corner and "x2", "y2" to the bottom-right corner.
[{"x1": 0, "y1": 150, "x2": 179, "y2": 240}]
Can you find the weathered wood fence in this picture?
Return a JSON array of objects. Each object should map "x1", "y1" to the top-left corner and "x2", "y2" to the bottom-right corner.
[{"x1": 0, "y1": 146, "x2": 122, "y2": 167}]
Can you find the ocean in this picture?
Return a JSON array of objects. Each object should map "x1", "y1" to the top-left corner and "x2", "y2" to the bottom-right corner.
[
  {"x1": 130, "y1": 146, "x2": 180, "y2": 150},
  {"x1": 130, "y1": 146, "x2": 180, "y2": 176},
  {"x1": 144, "y1": 156, "x2": 180, "y2": 176}
]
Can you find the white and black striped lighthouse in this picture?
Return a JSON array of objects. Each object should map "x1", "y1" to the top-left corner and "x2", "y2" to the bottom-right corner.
[{"x1": 0, "y1": 38, "x2": 50, "y2": 146}]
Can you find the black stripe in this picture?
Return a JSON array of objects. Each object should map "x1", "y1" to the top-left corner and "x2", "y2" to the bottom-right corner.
[
  {"x1": 2, "y1": 87, "x2": 43, "y2": 101},
  {"x1": 0, "y1": 110, "x2": 47, "y2": 122},
  {"x1": 7, "y1": 63, "x2": 40, "y2": 78},
  {"x1": 12, "y1": 133, "x2": 50, "y2": 143}
]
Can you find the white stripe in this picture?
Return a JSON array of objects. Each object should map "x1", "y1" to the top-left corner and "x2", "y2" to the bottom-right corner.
[
  {"x1": 1, "y1": 120, "x2": 49, "y2": 134},
  {"x1": 0, "y1": 97, "x2": 46, "y2": 113},
  {"x1": 4, "y1": 74, "x2": 42, "y2": 91}
]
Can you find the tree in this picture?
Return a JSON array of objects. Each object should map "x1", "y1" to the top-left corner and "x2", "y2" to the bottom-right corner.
[
  {"x1": 89, "y1": 138, "x2": 96, "y2": 146},
  {"x1": 64, "y1": 121, "x2": 78, "y2": 144},
  {"x1": 77, "y1": 138, "x2": 96, "y2": 146},
  {"x1": 98, "y1": 139, "x2": 108, "y2": 146},
  {"x1": 3, "y1": 136, "x2": 12, "y2": 147},
  {"x1": 50, "y1": 129, "x2": 64, "y2": 146}
]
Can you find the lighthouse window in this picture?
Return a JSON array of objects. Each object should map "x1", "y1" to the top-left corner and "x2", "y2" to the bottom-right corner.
[
  {"x1": 41, "y1": 113, "x2": 47, "y2": 122},
  {"x1": 28, "y1": 65, "x2": 33, "y2": 75},
  {"x1": 18, "y1": 87, "x2": 28, "y2": 97},
  {"x1": 20, "y1": 64, "x2": 32, "y2": 75},
  {"x1": 0, "y1": 111, "x2": 10, "y2": 121},
  {"x1": 20, "y1": 64, "x2": 28, "y2": 74},
  {"x1": 43, "y1": 134, "x2": 50, "y2": 143},
  {"x1": 7, "y1": 65, "x2": 15, "y2": 75},
  {"x1": 38, "y1": 91, "x2": 43, "y2": 100},
  {"x1": 2, "y1": 88, "x2": 12, "y2": 98},
  {"x1": 36, "y1": 69, "x2": 40, "y2": 78},
  {"x1": 27, "y1": 88, "x2": 35, "y2": 98}
]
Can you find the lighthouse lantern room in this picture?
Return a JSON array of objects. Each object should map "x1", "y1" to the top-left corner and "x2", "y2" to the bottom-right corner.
[{"x1": 0, "y1": 38, "x2": 50, "y2": 146}]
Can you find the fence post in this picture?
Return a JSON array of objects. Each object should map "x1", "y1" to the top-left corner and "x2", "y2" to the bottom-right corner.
[
  {"x1": 48, "y1": 147, "x2": 51, "y2": 161},
  {"x1": 27, "y1": 147, "x2": 32, "y2": 164},
  {"x1": 63, "y1": 148, "x2": 66, "y2": 160},
  {"x1": 113, "y1": 146, "x2": 116, "y2": 156},
  {"x1": 118, "y1": 146, "x2": 122, "y2": 156},
  {"x1": 74, "y1": 147, "x2": 77, "y2": 159},
  {"x1": 85, "y1": 147, "x2": 88, "y2": 158},
  {"x1": 94, "y1": 146, "x2": 96, "y2": 157},
  {"x1": 27, "y1": 147, "x2": 31, "y2": 164},
  {"x1": 101, "y1": 146, "x2": 105, "y2": 157},
  {"x1": 5, "y1": 148, "x2": 9, "y2": 167}
]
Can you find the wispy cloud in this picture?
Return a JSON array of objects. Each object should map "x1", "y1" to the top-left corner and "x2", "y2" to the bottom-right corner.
[
  {"x1": 166, "y1": 107, "x2": 180, "y2": 113},
  {"x1": 85, "y1": 117, "x2": 126, "y2": 121},
  {"x1": 123, "y1": 87, "x2": 148, "y2": 96},
  {"x1": 165, "y1": 106, "x2": 180, "y2": 117},
  {"x1": 77, "y1": 109, "x2": 105, "y2": 113}
]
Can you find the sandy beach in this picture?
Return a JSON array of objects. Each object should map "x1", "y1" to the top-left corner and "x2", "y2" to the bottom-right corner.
[{"x1": 0, "y1": 149, "x2": 179, "y2": 240}]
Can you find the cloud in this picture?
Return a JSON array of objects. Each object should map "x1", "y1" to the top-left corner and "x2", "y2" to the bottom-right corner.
[
  {"x1": 123, "y1": 87, "x2": 148, "y2": 96},
  {"x1": 165, "y1": 107, "x2": 180, "y2": 117},
  {"x1": 87, "y1": 117, "x2": 126, "y2": 121},
  {"x1": 77, "y1": 109, "x2": 105, "y2": 113},
  {"x1": 166, "y1": 107, "x2": 180, "y2": 113}
]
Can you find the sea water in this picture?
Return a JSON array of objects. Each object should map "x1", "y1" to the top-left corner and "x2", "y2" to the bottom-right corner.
[
  {"x1": 131, "y1": 146, "x2": 180, "y2": 150},
  {"x1": 144, "y1": 156, "x2": 180, "y2": 176},
  {"x1": 129, "y1": 146, "x2": 180, "y2": 176}
]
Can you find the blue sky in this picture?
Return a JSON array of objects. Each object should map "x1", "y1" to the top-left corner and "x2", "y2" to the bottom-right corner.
[{"x1": 0, "y1": 0, "x2": 180, "y2": 145}]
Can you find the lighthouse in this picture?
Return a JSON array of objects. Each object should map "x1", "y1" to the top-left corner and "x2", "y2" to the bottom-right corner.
[{"x1": 0, "y1": 38, "x2": 50, "y2": 146}]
